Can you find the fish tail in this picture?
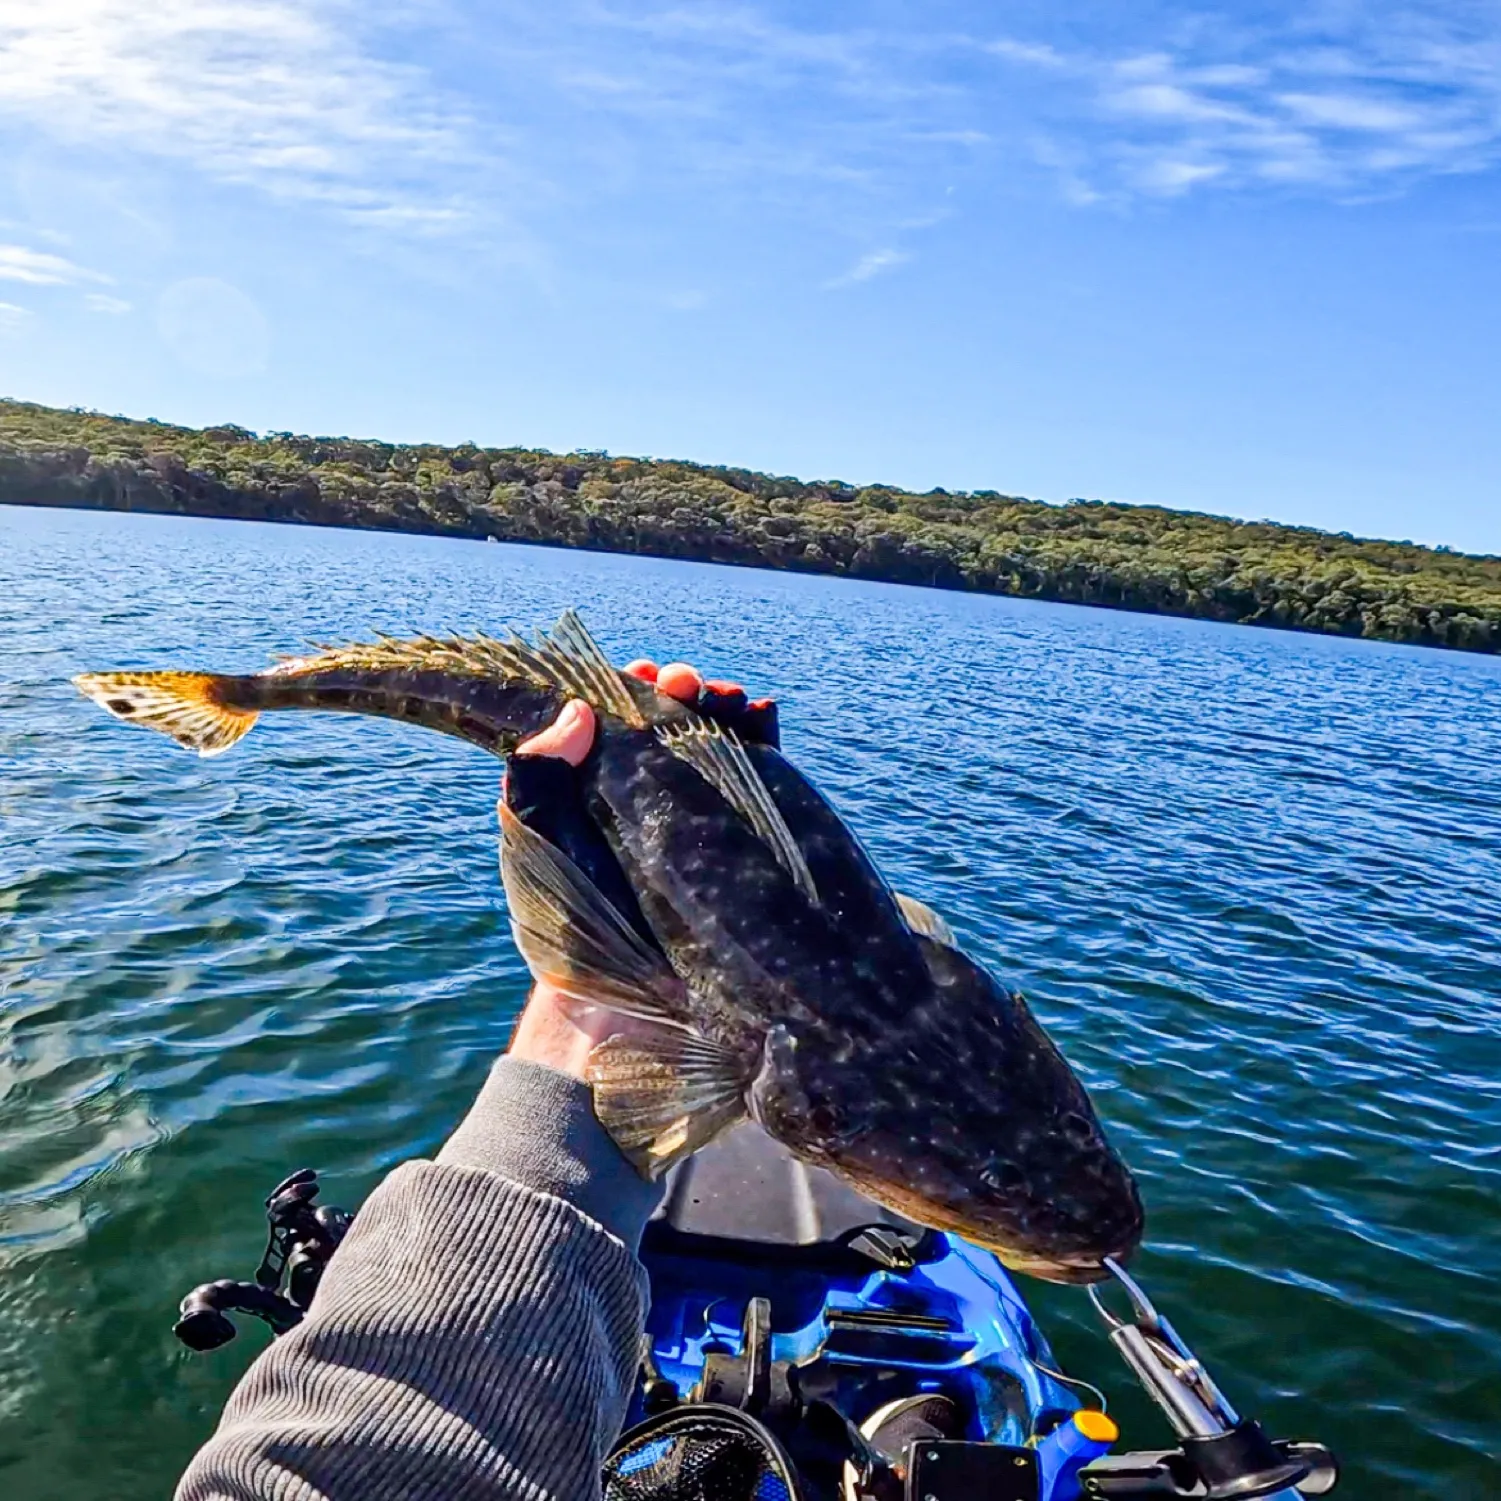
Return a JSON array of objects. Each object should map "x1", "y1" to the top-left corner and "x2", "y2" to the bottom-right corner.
[{"x1": 73, "y1": 671, "x2": 260, "y2": 757}]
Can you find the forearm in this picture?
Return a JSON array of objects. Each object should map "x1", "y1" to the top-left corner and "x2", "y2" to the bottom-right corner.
[{"x1": 177, "y1": 1058, "x2": 663, "y2": 1501}]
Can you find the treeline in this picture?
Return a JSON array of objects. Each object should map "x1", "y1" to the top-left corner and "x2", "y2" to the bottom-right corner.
[{"x1": 3, "y1": 399, "x2": 1499, "y2": 653}]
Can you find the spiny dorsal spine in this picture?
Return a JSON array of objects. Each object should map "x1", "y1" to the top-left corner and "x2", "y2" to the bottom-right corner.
[
  {"x1": 266, "y1": 609, "x2": 645, "y2": 727},
  {"x1": 657, "y1": 718, "x2": 819, "y2": 905}
]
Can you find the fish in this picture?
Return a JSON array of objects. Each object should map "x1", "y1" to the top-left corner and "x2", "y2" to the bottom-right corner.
[{"x1": 74, "y1": 611, "x2": 1143, "y2": 1283}]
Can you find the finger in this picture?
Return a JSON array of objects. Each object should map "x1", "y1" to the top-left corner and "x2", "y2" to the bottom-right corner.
[
  {"x1": 515, "y1": 699, "x2": 596, "y2": 766},
  {"x1": 503, "y1": 706, "x2": 652, "y2": 944},
  {"x1": 740, "y1": 698, "x2": 781, "y2": 749},
  {"x1": 694, "y1": 678, "x2": 779, "y2": 749},
  {"x1": 629, "y1": 655, "x2": 780, "y2": 747},
  {"x1": 656, "y1": 662, "x2": 704, "y2": 703},
  {"x1": 700, "y1": 679, "x2": 748, "y2": 716}
]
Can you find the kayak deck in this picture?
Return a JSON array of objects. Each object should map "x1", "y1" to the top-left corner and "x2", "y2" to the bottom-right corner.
[{"x1": 638, "y1": 1124, "x2": 1079, "y2": 1447}]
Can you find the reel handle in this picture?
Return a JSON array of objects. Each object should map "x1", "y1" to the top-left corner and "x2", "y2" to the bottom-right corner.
[
  {"x1": 173, "y1": 1170, "x2": 353, "y2": 1353},
  {"x1": 174, "y1": 1280, "x2": 306, "y2": 1350}
]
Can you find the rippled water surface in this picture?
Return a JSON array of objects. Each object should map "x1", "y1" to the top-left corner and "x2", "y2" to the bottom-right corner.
[{"x1": 2, "y1": 504, "x2": 1499, "y2": 1498}]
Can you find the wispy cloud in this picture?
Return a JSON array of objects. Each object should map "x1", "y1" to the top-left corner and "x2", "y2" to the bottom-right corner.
[
  {"x1": 0, "y1": 300, "x2": 31, "y2": 329},
  {"x1": 84, "y1": 293, "x2": 132, "y2": 314},
  {"x1": 0, "y1": 1, "x2": 477, "y2": 229},
  {"x1": 529, "y1": 6, "x2": 1501, "y2": 210},
  {"x1": 825, "y1": 248, "x2": 911, "y2": 289},
  {"x1": 1134, "y1": 158, "x2": 1226, "y2": 195},
  {"x1": 0, "y1": 0, "x2": 1497, "y2": 283},
  {"x1": 987, "y1": 8, "x2": 1501, "y2": 200},
  {"x1": 0, "y1": 244, "x2": 110, "y2": 286},
  {"x1": 1277, "y1": 93, "x2": 1423, "y2": 133},
  {"x1": 526, "y1": 4, "x2": 969, "y2": 210},
  {"x1": 983, "y1": 38, "x2": 1066, "y2": 70}
]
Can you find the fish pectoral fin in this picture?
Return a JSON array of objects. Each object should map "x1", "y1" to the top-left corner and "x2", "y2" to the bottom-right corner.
[
  {"x1": 656, "y1": 720, "x2": 819, "y2": 905},
  {"x1": 894, "y1": 891, "x2": 958, "y2": 948},
  {"x1": 588, "y1": 1030, "x2": 748, "y2": 1179},
  {"x1": 499, "y1": 802, "x2": 686, "y2": 1022},
  {"x1": 73, "y1": 672, "x2": 258, "y2": 757}
]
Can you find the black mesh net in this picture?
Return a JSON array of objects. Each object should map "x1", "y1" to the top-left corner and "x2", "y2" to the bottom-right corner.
[{"x1": 604, "y1": 1406, "x2": 802, "y2": 1501}]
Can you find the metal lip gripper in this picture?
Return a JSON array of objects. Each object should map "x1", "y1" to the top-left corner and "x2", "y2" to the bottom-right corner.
[{"x1": 1077, "y1": 1257, "x2": 1338, "y2": 1500}]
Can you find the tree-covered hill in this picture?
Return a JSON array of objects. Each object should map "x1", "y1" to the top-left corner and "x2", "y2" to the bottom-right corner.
[{"x1": 4, "y1": 398, "x2": 1498, "y2": 653}]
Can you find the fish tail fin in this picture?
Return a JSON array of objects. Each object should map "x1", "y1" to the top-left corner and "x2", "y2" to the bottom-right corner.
[{"x1": 73, "y1": 671, "x2": 260, "y2": 757}]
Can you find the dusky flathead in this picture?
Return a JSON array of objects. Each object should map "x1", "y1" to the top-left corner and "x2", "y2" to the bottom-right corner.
[{"x1": 75, "y1": 612, "x2": 1143, "y2": 1282}]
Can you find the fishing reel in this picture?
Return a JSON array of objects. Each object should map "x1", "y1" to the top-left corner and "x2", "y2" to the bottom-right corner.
[
  {"x1": 173, "y1": 1169, "x2": 352, "y2": 1352},
  {"x1": 1078, "y1": 1259, "x2": 1339, "y2": 1500}
]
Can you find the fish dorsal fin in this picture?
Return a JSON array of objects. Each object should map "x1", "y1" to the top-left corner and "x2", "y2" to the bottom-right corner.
[
  {"x1": 265, "y1": 610, "x2": 646, "y2": 728},
  {"x1": 588, "y1": 1030, "x2": 748, "y2": 1178},
  {"x1": 525, "y1": 610, "x2": 645, "y2": 728},
  {"x1": 499, "y1": 802, "x2": 685, "y2": 1022},
  {"x1": 656, "y1": 720, "x2": 819, "y2": 906},
  {"x1": 895, "y1": 892, "x2": 958, "y2": 948}
]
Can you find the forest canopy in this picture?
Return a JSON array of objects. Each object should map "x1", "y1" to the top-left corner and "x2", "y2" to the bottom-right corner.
[{"x1": 3, "y1": 398, "x2": 1498, "y2": 653}]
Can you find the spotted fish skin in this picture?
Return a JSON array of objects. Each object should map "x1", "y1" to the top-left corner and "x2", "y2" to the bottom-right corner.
[
  {"x1": 572, "y1": 732, "x2": 1142, "y2": 1282},
  {"x1": 74, "y1": 613, "x2": 1143, "y2": 1282},
  {"x1": 252, "y1": 669, "x2": 574, "y2": 752},
  {"x1": 74, "y1": 619, "x2": 675, "y2": 759}
]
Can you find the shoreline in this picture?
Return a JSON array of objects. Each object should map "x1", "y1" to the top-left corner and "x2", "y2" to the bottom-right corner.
[{"x1": 4, "y1": 398, "x2": 1498, "y2": 654}]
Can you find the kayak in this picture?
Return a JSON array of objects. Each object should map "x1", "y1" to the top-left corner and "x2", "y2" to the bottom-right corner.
[
  {"x1": 638, "y1": 1121, "x2": 1078, "y2": 1440},
  {"x1": 624, "y1": 1125, "x2": 1339, "y2": 1501},
  {"x1": 174, "y1": 1137, "x2": 1340, "y2": 1501}
]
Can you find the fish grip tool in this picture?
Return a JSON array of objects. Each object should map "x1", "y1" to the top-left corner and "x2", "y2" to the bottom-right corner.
[
  {"x1": 1077, "y1": 1258, "x2": 1338, "y2": 1499},
  {"x1": 173, "y1": 1169, "x2": 353, "y2": 1351}
]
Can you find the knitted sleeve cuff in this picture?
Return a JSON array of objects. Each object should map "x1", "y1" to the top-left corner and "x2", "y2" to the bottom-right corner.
[{"x1": 436, "y1": 1055, "x2": 664, "y2": 1249}]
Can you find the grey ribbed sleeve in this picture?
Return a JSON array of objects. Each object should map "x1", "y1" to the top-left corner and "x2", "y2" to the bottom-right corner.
[{"x1": 177, "y1": 1057, "x2": 665, "y2": 1501}]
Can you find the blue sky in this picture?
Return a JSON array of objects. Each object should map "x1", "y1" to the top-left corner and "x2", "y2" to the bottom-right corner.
[{"x1": 1, "y1": 1, "x2": 1498, "y2": 549}]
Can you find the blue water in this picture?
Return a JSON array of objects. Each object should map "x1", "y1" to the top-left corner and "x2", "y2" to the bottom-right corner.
[{"x1": 1, "y1": 503, "x2": 1498, "y2": 1498}]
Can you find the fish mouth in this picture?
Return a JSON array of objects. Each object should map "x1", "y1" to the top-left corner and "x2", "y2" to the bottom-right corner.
[
  {"x1": 985, "y1": 1246, "x2": 1124, "y2": 1286},
  {"x1": 832, "y1": 1167, "x2": 1133, "y2": 1285},
  {"x1": 959, "y1": 1231, "x2": 1138, "y2": 1286}
]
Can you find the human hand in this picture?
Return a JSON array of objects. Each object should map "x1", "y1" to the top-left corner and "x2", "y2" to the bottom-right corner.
[{"x1": 504, "y1": 656, "x2": 774, "y2": 1078}]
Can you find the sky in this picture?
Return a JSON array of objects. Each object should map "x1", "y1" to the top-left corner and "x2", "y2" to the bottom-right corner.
[{"x1": 0, "y1": 1, "x2": 1498, "y2": 550}]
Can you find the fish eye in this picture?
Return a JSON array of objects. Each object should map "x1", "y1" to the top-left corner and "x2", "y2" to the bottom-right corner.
[
  {"x1": 1060, "y1": 1112, "x2": 1095, "y2": 1146},
  {"x1": 980, "y1": 1158, "x2": 1025, "y2": 1194},
  {"x1": 808, "y1": 1104, "x2": 839, "y2": 1135}
]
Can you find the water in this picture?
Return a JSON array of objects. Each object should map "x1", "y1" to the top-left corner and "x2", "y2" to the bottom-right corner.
[{"x1": 1, "y1": 504, "x2": 1498, "y2": 1499}]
